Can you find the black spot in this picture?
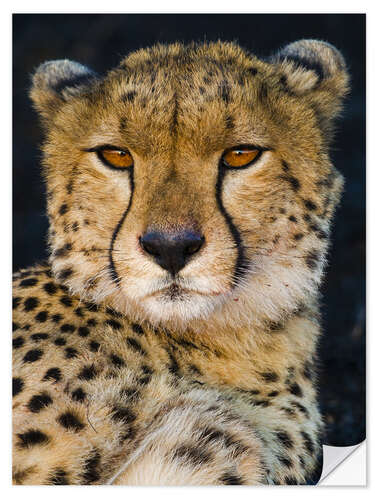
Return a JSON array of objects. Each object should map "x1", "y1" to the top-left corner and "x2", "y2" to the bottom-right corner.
[
  {"x1": 105, "y1": 319, "x2": 122, "y2": 330},
  {"x1": 293, "y1": 233, "x2": 304, "y2": 241},
  {"x1": 289, "y1": 215, "x2": 297, "y2": 222},
  {"x1": 126, "y1": 337, "x2": 147, "y2": 356},
  {"x1": 43, "y1": 367, "x2": 62, "y2": 382},
  {"x1": 35, "y1": 310, "x2": 48, "y2": 322},
  {"x1": 201, "y1": 427, "x2": 225, "y2": 443},
  {"x1": 49, "y1": 468, "x2": 69, "y2": 485},
  {"x1": 305, "y1": 250, "x2": 320, "y2": 270},
  {"x1": 13, "y1": 336, "x2": 24, "y2": 349},
  {"x1": 54, "y1": 337, "x2": 66, "y2": 346},
  {"x1": 23, "y1": 349, "x2": 43, "y2": 363},
  {"x1": 59, "y1": 203, "x2": 68, "y2": 215},
  {"x1": 110, "y1": 354, "x2": 125, "y2": 367},
  {"x1": 268, "y1": 391, "x2": 279, "y2": 397},
  {"x1": 260, "y1": 371, "x2": 279, "y2": 383},
  {"x1": 292, "y1": 401, "x2": 309, "y2": 416},
  {"x1": 138, "y1": 375, "x2": 151, "y2": 385},
  {"x1": 140, "y1": 366, "x2": 152, "y2": 377},
  {"x1": 24, "y1": 297, "x2": 39, "y2": 311},
  {"x1": 267, "y1": 320, "x2": 284, "y2": 332},
  {"x1": 60, "y1": 296, "x2": 73, "y2": 307},
  {"x1": 72, "y1": 222, "x2": 79, "y2": 232},
  {"x1": 218, "y1": 79, "x2": 231, "y2": 103},
  {"x1": 31, "y1": 333, "x2": 49, "y2": 342},
  {"x1": 303, "y1": 199, "x2": 317, "y2": 211},
  {"x1": 248, "y1": 67, "x2": 258, "y2": 76},
  {"x1": 239, "y1": 390, "x2": 256, "y2": 397},
  {"x1": 12, "y1": 322, "x2": 20, "y2": 331},
  {"x1": 278, "y1": 455, "x2": 293, "y2": 468},
  {"x1": 43, "y1": 282, "x2": 58, "y2": 295},
  {"x1": 28, "y1": 392, "x2": 53, "y2": 413},
  {"x1": 303, "y1": 213, "x2": 311, "y2": 222},
  {"x1": 58, "y1": 268, "x2": 74, "y2": 280},
  {"x1": 316, "y1": 230, "x2": 328, "y2": 239},
  {"x1": 18, "y1": 429, "x2": 50, "y2": 448},
  {"x1": 66, "y1": 180, "x2": 73, "y2": 194},
  {"x1": 220, "y1": 472, "x2": 244, "y2": 485},
  {"x1": 289, "y1": 382, "x2": 303, "y2": 397},
  {"x1": 72, "y1": 387, "x2": 86, "y2": 402},
  {"x1": 301, "y1": 431, "x2": 315, "y2": 454},
  {"x1": 259, "y1": 82, "x2": 268, "y2": 102},
  {"x1": 167, "y1": 351, "x2": 180, "y2": 375},
  {"x1": 13, "y1": 297, "x2": 21, "y2": 309},
  {"x1": 61, "y1": 323, "x2": 76, "y2": 333},
  {"x1": 225, "y1": 114, "x2": 235, "y2": 130},
  {"x1": 173, "y1": 445, "x2": 211, "y2": 466},
  {"x1": 85, "y1": 302, "x2": 99, "y2": 312},
  {"x1": 105, "y1": 307, "x2": 123, "y2": 318},
  {"x1": 131, "y1": 323, "x2": 144, "y2": 335},
  {"x1": 20, "y1": 278, "x2": 38, "y2": 288},
  {"x1": 78, "y1": 326, "x2": 90, "y2": 337},
  {"x1": 89, "y1": 340, "x2": 100, "y2": 352},
  {"x1": 78, "y1": 364, "x2": 97, "y2": 381},
  {"x1": 54, "y1": 243, "x2": 72, "y2": 258},
  {"x1": 285, "y1": 475, "x2": 299, "y2": 485},
  {"x1": 52, "y1": 313, "x2": 62, "y2": 323},
  {"x1": 282, "y1": 160, "x2": 290, "y2": 172},
  {"x1": 111, "y1": 406, "x2": 136, "y2": 424},
  {"x1": 122, "y1": 90, "x2": 137, "y2": 102},
  {"x1": 276, "y1": 430, "x2": 294, "y2": 449},
  {"x1": 303, "y1": 361, "x2": 314, "y2": 380},
  {"x1": 82, "y1": 450, "x2": 101, "y2": 484},
  {"x1": 58, "y1": 411, "x2": 85, "y2": 431},
  {"x1": 13, "y1": 377, "x2": 24, "y2": 396},
  {"x1": 280, "y1": 174, "x2": 300, "y2": 191},
  {"x1": 119, "y1": 117, "x2": 127, "y2": 131},
  {"x1": 87, "y1": 318, "x2": 97, "y2": 327},
  {"x1": 65, "y1": 347, "x2": 78, "y2": 359},
  {"x1": 252, "y1": 399, "x2": 270, "y2": 407},
  {"x1": 74, "y1": 307, "x2": 84, "y2": 317}
]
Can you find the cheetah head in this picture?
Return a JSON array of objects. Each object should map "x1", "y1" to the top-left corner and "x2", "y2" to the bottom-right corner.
[{"x1": 31, "y1": 40, "x2": 348, "y2": 330}]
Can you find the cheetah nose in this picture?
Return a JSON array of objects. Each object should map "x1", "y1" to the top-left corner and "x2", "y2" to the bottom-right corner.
[{"x1": 139, "y1": 230, "x2": 205, "y2": 276}]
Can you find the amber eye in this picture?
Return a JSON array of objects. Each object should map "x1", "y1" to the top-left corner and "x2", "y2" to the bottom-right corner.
[
  {"x1": 99, "y1": 148, "x2": 134, "y2": 169},
  {"x1": 222, "y1": 147, "x2": 260, "y2": 168}
]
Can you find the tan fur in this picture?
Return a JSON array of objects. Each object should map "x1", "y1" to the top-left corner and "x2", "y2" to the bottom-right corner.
[{"x1": 13, "y1": 40, "x2": 348, "y2": 485}]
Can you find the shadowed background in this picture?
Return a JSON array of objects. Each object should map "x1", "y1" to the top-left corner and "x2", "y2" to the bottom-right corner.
[{"x1": 13, "y1": 13, "x2": 365, "y2": 447}]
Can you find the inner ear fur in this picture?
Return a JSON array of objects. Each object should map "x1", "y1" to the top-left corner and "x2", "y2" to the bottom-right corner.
[
  {"x1": 271, "y1": 39, "x2": 350, "y2": 136},
  {"x1": 30, "y1": 59, "x2": 97, "y2": 120}
]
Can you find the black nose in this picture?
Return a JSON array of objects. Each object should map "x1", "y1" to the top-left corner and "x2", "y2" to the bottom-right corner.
[{"x1": 139, "y1": 230, "x2": 205, "y2": 275}]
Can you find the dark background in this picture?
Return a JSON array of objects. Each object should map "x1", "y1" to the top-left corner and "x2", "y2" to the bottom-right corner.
[{"x1": 13, "y1": 14, "x2": 365, "y2": 447}]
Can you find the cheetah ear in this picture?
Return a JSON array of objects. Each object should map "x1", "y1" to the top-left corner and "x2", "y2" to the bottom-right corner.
[
  {"x1": 30, "y1": 59, "x2": 97, "y2": 119},
  {"x1": 271, "y1": 40, "x2": 350, "y2": 136}
]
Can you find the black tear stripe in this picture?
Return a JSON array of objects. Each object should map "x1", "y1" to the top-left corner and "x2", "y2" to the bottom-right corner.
[
  {"x1": 215, "y1": 164, "x2": 249, "y2": 287},
  {"x1": 109, "y1": 168, "x2": 135, "y2": 284}
]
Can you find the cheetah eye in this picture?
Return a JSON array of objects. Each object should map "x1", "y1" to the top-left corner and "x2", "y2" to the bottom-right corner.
[
  {"x1": 97, "y1": 147, "x2": 134, "y2": 169},
  {"x1": 222, "y1": 147, "x2": 261, "y2": 169}
]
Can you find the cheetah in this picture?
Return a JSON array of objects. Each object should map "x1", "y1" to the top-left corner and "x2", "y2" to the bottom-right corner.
[{"x1": 12, "y1": 40, "x2": 349, "y2": 485}]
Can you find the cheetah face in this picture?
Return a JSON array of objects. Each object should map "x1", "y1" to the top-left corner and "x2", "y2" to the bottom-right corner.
[{"x1": 31, "y1": 41, "x2": 348, "y2": 328}]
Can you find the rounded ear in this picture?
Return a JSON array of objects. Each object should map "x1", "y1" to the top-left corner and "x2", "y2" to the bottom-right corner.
[
  {"x1": 271, "y1": 40, "x2": 350, "y2": 138},
  {"x1": 30, "y1": 59, "x2": 97, "y2": 119}
]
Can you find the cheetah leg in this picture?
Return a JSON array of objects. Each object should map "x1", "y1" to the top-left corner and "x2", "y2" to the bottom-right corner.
[{"x1": 108, "y1": 401, "x2": 265, "y2": 486}]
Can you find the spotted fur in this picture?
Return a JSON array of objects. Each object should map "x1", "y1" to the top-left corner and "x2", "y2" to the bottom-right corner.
[{"x1": 13, "y1": 40, "x2": 349, "y2": 485}]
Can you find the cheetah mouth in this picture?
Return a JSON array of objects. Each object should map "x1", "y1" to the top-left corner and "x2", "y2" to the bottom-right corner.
[{"x1": 144, "y1": 283, "x2": 225, "y2": 301}]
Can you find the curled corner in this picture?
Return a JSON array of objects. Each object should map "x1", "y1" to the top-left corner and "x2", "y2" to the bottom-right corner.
[{"x1": 319, "y1": 440, "x2": 366, "y2": 485}]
